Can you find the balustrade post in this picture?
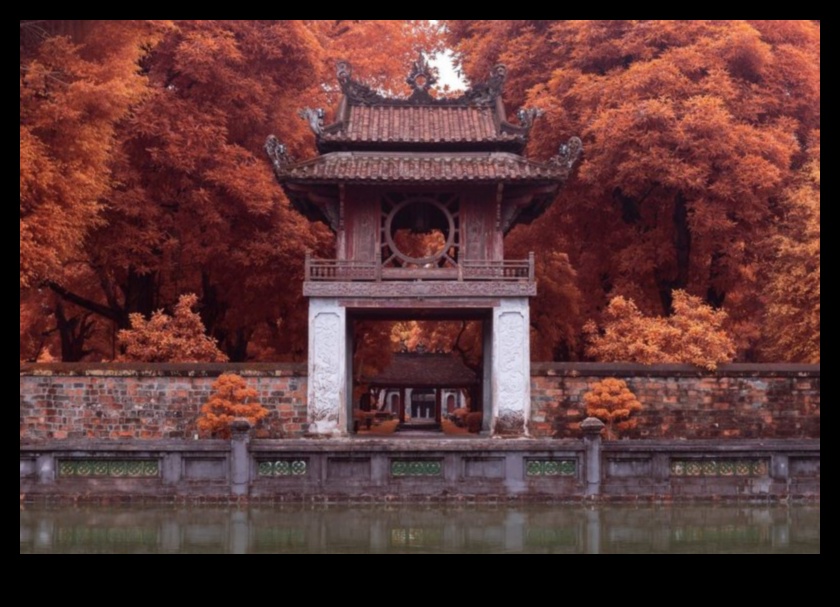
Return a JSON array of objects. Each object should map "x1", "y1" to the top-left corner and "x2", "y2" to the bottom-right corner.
[
  {"x1": 581, "y1": 417, "x2": 605, "y2": 497},
  {"x1": 229, "y1": 418, "x2": 252, "y2": 497}
]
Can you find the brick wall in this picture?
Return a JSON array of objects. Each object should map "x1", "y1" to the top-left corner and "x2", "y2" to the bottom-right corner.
[
  {"x1": 21, "y1": 362, "x2": 819, "y2": 441},
  {"x1": 20, "y1": 364, "x2": 307, "y2": 441},
  {"x1": 530, "y1": 363, "x2": 820, "y2": 439}
]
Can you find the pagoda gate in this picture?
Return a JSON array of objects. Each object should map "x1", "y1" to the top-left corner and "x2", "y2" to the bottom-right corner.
[{"x1": 267, "y1": 57, "x2": 581, "y2": 437}]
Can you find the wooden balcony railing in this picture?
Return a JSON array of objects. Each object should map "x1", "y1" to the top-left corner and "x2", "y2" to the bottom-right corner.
[{"x1": 305, "y1": 252, "x2": 535, "y2": 282}]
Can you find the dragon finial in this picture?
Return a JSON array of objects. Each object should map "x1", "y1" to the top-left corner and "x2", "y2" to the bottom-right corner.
[{"x1": 551, "y1": 136, "x2": 583, "y2": 169}]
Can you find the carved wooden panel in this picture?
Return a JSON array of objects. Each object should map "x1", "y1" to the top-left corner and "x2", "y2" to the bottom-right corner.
[
  {"x1": 343, "y1": 187, "x2": 378, "y2": 262},
  {"x1": 461, "y1": 187, "x2": 502, "y2": 262}
]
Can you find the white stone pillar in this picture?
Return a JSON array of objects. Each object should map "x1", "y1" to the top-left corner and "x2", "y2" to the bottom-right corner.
[
  {"x1": 491, "y1": 297, "x2": 531, "y2": 436},
  {"x1": 307, "y1": 298, "x2": 347, "y2": 436}
]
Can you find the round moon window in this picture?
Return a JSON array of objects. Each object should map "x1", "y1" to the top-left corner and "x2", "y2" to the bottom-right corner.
[{"x1": 384, "y1": 198, "x2": 456, "y2": 266}]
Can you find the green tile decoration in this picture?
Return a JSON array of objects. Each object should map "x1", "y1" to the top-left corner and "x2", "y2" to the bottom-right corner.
[
  {"x1": 57, "y1": 459, "x2": 159, "y2": 478},
  {"x1": 526, "y1": 459, "x2": 577, "y2": 477},
  {"x1": 670, "y1": 459, "x2": 768, "y2": 477},
  {"x1": 258, "y1": 460, "x2": 308, "y2": 477},
  {"x1": 127, "y1": 461, "x2": 145, "y2": 477},
  {"x1": 391, "y1": 460, "x2": 442, "y2": 477}
]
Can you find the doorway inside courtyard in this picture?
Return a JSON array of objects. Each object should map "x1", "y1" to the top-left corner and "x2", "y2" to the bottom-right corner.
[{"x1": 347, "y1": 310, "x2": 489, "y2": 437}]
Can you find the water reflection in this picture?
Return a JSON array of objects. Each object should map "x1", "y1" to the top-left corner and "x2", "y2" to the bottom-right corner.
[{"x1": 20, "y1": 504, "x2": 820, "y2": 554}]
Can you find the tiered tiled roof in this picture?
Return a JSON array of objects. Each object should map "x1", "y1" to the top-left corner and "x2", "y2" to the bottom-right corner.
[
  {"x1": 266, "y1": 56, "x2": 582, "y2": 230},
  {"x1": 319, "y1": 105, "x2": 521, "y2": 147},
  {"x1": 283, "y1": 152, "x2": 568, "y2": 184}
]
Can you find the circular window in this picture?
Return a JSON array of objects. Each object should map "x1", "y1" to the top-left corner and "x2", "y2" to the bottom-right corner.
[{"x1": 384, "y1": 198, "x2": 456, "y2": 266}]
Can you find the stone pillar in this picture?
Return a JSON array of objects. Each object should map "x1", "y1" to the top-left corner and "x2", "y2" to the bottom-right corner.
[
  {"x1": 36, "y1": 453, "x2": 55, "y2": 485},
  {"x1": 491, "y1": 297, "x2": 531, "y2": 436},
  {"x1": 482, "y1": 317, "x2": 492, "y2": 433},
  {"x1": 581, "y1": 417, "x2": 605, "y2": 497},
  {"x1": 307, "y1": 298, "x2": 347, "y2": 436},
  {"x1": 229, "y1": 418, "x2": 251, "y2": 497},
  {"x1": 161, "y1": 453, "x2": 181, "y2": 486}
]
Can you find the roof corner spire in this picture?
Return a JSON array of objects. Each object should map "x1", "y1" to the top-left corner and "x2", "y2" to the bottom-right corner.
[
  {"x1": 461, "y1": 63, "x2": 508, "y2": 107},
  {"x1": 405, "y1": 52, "x2": 438, "y2": 103},
  {"x1": 336, "y1": 60, "x2": 352, "y2": 83},
  {"x1": 550, "y1": 136, "x2": 583, "y2": 169}
]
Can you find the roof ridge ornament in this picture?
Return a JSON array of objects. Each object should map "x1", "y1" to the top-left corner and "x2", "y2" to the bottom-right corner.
[
  {"x1": 406, "y1": 53, "x2": 438, "y2": 103},
  {"x1": 516, "y1": 107, "x2": 544, "y2": 131},
  {"x1": 264, "y1": 135, "x2": 294, "y2": 173},
  {"x1": 334, "y1": 59, "x2": 509, "y2": 108},
  {"x1": 550, "y1": 136, "x2": 583, "y2": 169},
  {"x1": 461, "y1": 64, "x2": 507, "y2": 106},
  {"x1": 336, "y1": 60, "x2": 385, "y2": 105},
  {"x1": 299, "y1": 107, "x2": 325, "y2": 136}
]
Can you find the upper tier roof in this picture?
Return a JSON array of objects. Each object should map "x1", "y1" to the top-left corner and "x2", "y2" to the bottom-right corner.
[
  {"x1": 320, "y1": 105, "x2": 522, "y2": 147},
  {"x1": 305, "y1": 58, "x2": 541, "y2": 154}
]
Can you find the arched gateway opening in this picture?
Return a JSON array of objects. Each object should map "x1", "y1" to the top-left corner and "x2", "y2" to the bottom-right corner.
[{"x1": 267, "y1": 57, "x2": 581, "y2": 436}]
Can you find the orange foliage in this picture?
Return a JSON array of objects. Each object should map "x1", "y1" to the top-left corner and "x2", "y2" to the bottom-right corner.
[
  {"x1": 449, "y1": 20, "x2": 820, "y2": 360},
  {"x1": 583, "y1": 378, "x2": 643, "y2": 440},
  {"x1": 197, "y1": 373, "x2": 268, "y2": 439},
  {"x1": 22, "y1": 20, "x2": 446, "y2": 362},
  {"x1": 20, "y1": 21, "x2": 165, "y2": 288},
  {"x1": 761, "y1": 132, "x2": 820, "y2": 362},
  {"x1": 118, "y1": 294, "x2": 227, "y2": 362},
  {"x1": 584, "y1": 290, "x2": 735, "y2": 370}
]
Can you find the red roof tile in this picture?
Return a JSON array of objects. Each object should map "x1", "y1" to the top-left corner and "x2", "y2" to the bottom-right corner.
[
  {"x1": 284, "y1": 152, "x2": 568, "y2": 184},
  {"x1": 321, "y1": 106, "x2": 521, "y2": 145},
  {"x1": 366, "y1": 352, "x2": 478, "y2": 387}
]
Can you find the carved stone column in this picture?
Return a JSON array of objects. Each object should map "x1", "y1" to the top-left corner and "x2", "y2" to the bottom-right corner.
[
  {"x1": 581, "y1": 416, "x2": 606, "y2": 497},
  {"x1": 491, "y1": 297, "x2": 531, "y2": 436},
  {"x1": 229, "y1": 418, "x2": 251, "y2": 497},
  {"x1": 307, "y1": 298, "x2": 347, "y2": 436}
]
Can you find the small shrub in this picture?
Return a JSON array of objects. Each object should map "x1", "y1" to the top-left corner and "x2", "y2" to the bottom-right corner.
[
  {"x1": 584, "y1": 290, "x2": 735, "y2": 370},
  {"x1": 197, "y1": 373, "x2": 268, "y2": 439},
  {"x1": 118, "y1": 293, "x2": 227, "y2": 363},
  {"x1": 583, "y1": 378, "x2": 643, "y2": 440}
]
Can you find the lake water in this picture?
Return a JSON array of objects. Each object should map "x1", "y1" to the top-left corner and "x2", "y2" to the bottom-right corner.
[{"x1": 20, "y1": 503, "x2": 819, "y2": 554}]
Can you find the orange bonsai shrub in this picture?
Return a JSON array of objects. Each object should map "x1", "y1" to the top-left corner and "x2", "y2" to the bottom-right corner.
[
  {"x1": 197, "y1": 373, "x2": 268, "y2": 439},
  {"x1": 583, "y1": 378, "x2": 643, "y2": 440},
  {"x1": 118, "y1": 293, "x2": 227, "y2": 362}
]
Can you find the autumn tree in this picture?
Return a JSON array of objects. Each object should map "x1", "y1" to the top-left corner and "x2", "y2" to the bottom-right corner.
[
  {"x1": 583, "y1": 378, "x2": 643, "y2": 439},
  {"x1": 20, "y1": 20, "x2": 163, "y2": 288},
  {"x1": 760, "y1": 132, "x2": 820, "y2": 363},
  {"x1": 25, "y1": 20, "x2": 445, "y2": 362},
  {"x1": 118, "y1": 293, "x2": 227, "y2": 362},
  {"x1": 584, "y1": 289, "x2": 735, "y2": 370},
  {"x1": 197, "y1": 373, "x2": 268, "y2": 438},
  {"x1": 448, "y1": 20, "x2": 820, "y2": 360}
]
